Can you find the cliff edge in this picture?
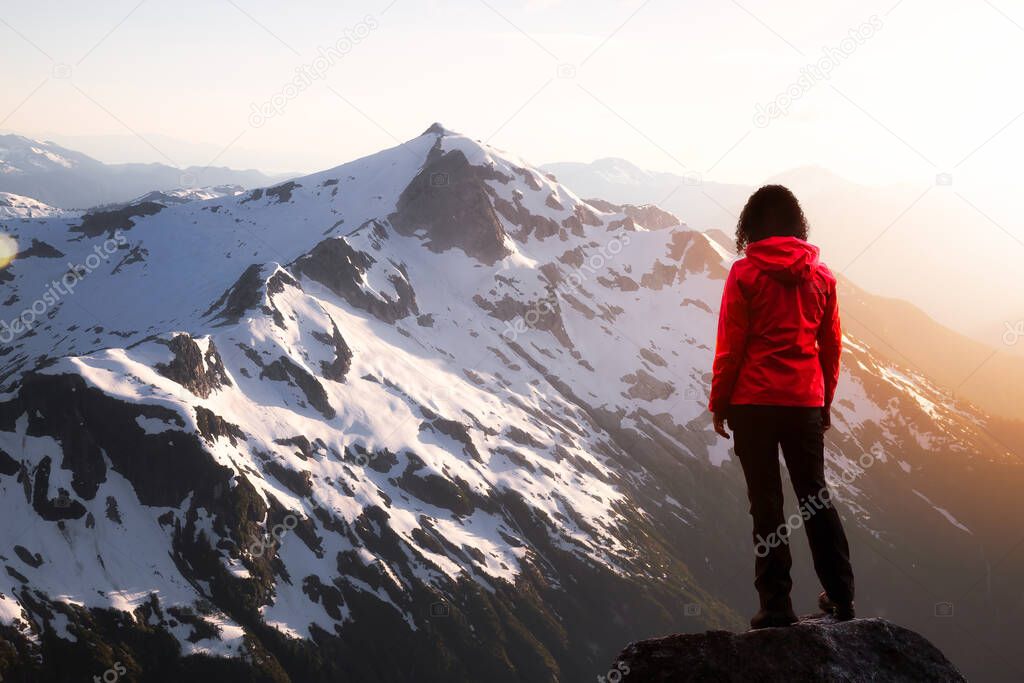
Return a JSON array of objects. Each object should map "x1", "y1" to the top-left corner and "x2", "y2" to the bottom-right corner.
[{"x1": 608, "y1": 615, "x2": 965, "y2": 682}]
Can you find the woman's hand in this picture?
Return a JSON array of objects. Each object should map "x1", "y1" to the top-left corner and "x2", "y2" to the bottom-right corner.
[
  {"x1": 821, "y1": 407, "x2": 831, "y2": 432},
  {"x1": 713, "y1": 413, "x2": 730, "y2": 439}
]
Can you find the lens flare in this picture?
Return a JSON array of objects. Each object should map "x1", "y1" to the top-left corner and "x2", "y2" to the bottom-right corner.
[{"x1": 0, "y1": 234, "x2": 18, "y2": 269}]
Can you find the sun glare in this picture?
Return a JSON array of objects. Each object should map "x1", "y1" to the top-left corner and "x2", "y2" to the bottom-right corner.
[{"x1": 0, "y1": 234, "x2": 18, "y2": 269}]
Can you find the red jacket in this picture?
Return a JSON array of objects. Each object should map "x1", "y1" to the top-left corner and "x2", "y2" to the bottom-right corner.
[{"x1": 709, "y1": 236, "x2": 841, "y2": 415}]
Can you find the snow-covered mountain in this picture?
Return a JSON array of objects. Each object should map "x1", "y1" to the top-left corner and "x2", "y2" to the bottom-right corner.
[
  {"x1": 0, "y1": 124, "x2": 1020, "y2": 682},
  {"x1": 0, "y1": 193, "x2": 72, "y2": 220},
  {"x1": 0, "y1": 134, "x2": 286, "y2": 210},
  {"x1": 113, "y1": 185, "x2": 247, "y2": 209},
  {"x1": 0, "y1": 136, "x2": 99, "y2": 175}
]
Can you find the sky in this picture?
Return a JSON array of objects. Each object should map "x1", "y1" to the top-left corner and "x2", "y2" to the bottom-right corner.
[
  {"x1": 1, "y1": 0, "x2": 1022, "y2": 189},
  {"x1": 4, "y1": 0, "x2": 1023, "y2": 347}
]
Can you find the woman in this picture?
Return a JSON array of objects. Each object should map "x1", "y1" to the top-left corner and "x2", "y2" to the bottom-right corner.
[{"x1": 709, "y1": 185, "x2": 855, "y2": 629}]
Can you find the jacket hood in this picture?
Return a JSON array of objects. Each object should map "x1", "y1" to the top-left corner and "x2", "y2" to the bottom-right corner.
[{"x1": 744, "y1": 236, "x2": 820, "y2": 284}]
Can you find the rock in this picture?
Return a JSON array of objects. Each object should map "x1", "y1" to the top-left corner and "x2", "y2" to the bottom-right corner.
[
  {"x1": 16, "y1": 238, "x2": 65, "y2": 259},
  {"x1": 72, "y1": 201, "x2": 163, "y2": 238},
  {"x1": 622, "y1": 203, "x2": 680, "y2": 230},
  {"x1": 585, "y1": 198, "x2": 681, "y2": 230},
  {"x1": 310, "y1": 319, "x2": 352, "y2": 382},
  {"x1": 291, "y1": 236, "x2": 418, "y2": 324},
  {"x1": 155, "y1": 334, "x2": 231, "y2": 398},
  {"x1": 259, "y1": 354, "x2": 335, "y2": 419},
  {"x1": 666, "y1": 229, "x2": 729, "y2": 279},
  {"x1": 620, "y1": 368, "x2": 675, "y2": 401},
  {"x1": 389, "y1": 144, "x2": 513, "y2": 264},
  {"x1": 203, "y1": 262, "x2": 265, "y2": 324},
  {"x1": 265, "y1": 180, "x2": 300, "y2": 203},
  {"x1": 610, "y1": 615, "x2": 966, "y2": 682}
]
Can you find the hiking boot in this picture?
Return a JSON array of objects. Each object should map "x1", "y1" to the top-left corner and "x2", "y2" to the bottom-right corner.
[
  {"x1": 818, "y1": 591, "x2": 855, "y2": 621},
  {"x1": 750, "y1": 607, "x2": 798, "y2": 630}
]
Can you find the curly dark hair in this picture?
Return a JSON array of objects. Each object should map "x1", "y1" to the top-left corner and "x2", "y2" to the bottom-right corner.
[{"x1": 735, "y1": 184, "x2": 809, "y2": 253}]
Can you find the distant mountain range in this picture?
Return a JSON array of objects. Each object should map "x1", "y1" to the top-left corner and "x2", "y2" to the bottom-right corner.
[
  {"x1": 0, "y1": 192, "x2": 72, "y2": 220},
  {"x1": 106, "y1": 185, "x2": 247, "y2": 210},
  {"x1": 542, "y1": 158, "x2": 750, "y2": 232},
  {"x1": 0, "y1": 134, "x2": 290, "y2": 210}
]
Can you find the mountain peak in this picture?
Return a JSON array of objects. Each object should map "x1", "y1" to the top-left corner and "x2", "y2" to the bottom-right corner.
[{"x1": 421, "y1": 121, "x2": 454, "y2": 137}]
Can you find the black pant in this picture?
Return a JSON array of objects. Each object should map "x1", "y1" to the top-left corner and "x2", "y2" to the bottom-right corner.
[{"x1": 729, "y1": 405, "x2": 854, "y2": 611}]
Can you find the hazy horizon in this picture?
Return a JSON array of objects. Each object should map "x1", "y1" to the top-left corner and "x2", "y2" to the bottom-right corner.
[
  {"x1": 1, "y1": 0, "x2": 1022, "y2": 187},
  {"x1": 0, "y1": 123, "x2": 955, "y2": 189}
]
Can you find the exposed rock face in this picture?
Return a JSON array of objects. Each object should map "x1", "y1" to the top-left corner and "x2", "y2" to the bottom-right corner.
[
  {"x1": 621, "y1": 368, "x2": 675, "y2": 401},
  {"x1": 16, "y1": 239, "x2": 65, "y2": 259},
  {"x1": 667, "y1": 229, "x2": 729, "y2": 278},
  {"x1": 156, "y1": 334, "x2": 231, "y2": 398},
  {"x1": 586, "y1": 198, "x2": 681, "y2": 230},
  {"x1": 472, "y1": 291, "x2": 573, "y2": 348},
  {"x1": 265, "y1": 180, "x2": 300, "y2": 203},
  {"x1": 492, "y1": 191, "x2": 561, "y2": 241},
  {"x1": 622, "y1": 203, "x2": 680, "y2": 230},
  {"x1": 311, "y1": 320, "x2": 352, "y2": 382},
  {"x1": 291, "y1": 236, "x2": 418, "y2": 324},
  {"x1": 259, "y1": 355, "x2": 335, "y2": 419},
  {"x1": 203, "y1": 263, "x2": 265, "y2": 325},
  {"x1": 389, "y1": 143, "x2": 512, "y2": 264},
  {"x1": 72, "y1": 201, "x2": 163, "y2": 238},
  {"x1": 6, "y1": 372, "x2": 231, "y2": 508},
  {"x1": 610, "y1": 616, "x2": 966, "y2": 682}
]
